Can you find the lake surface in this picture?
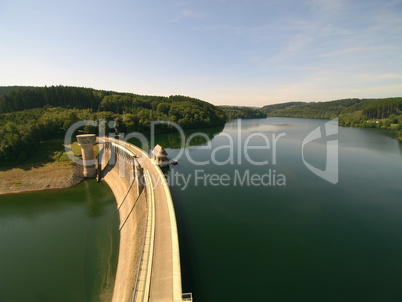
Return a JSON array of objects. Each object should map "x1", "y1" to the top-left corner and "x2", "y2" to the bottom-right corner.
[
  {"x1": 0, "y1": 117, "x2": 401, "y2": 302},
  {"x1": 159, "y1": 118, "x2": 402, "y2": 302},
  {"x1": 0, "y1": 180, "x2": 119, "y2": 302}
]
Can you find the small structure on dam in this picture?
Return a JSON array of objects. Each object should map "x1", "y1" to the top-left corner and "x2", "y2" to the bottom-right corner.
[
  {"x1": 152, "y1": 144, "x2": 177, "y2": 167},
  {"x1": 152, "y1": 144, "x2": 169, "y2": 165},
  {"x1": 76, "y1": 134, "x2": 97, "y2": 178}
]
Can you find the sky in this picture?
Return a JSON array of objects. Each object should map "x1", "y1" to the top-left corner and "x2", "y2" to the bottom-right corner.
[{"x1": 1, "y1": 0, "x2": 402, "y2": 106}]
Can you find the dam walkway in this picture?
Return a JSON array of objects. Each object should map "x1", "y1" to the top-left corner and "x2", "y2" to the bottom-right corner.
[{"x1": 96, "y1": 137, "x2": 187, "y2": 302}]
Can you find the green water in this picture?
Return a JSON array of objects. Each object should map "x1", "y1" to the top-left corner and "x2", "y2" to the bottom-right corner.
[
  {"x1": 0, "y1": 180, "x2": 119, "y2": 302},
  {"x1": 1, "y1": 118, "x2": 401, "y2": 302},
  {"x1": 161, "y1": 118, "x2": 402, "y2": 302}
]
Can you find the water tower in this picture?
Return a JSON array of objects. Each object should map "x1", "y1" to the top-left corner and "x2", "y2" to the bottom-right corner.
[{"x1": 76, "y1": 134, "x2": 97, "y2": 178}]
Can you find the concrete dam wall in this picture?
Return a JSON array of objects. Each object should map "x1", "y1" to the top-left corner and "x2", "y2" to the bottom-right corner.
[{"x1": 92, "y1": 137, "x2": 184, "y2": 302}]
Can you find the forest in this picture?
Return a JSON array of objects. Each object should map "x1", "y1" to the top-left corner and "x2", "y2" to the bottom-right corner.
[
  {"x1": 262, "y1": 98, "x2": 402, "y2": 140},
  {"x1": 261, "y1": 98, "x2": 365, "y2": 119},
  {"x1": 219, "y1": 106, "x2": 266, "y2": 119},
  {"x1": 0, "y1": 86, "x2": 227, "y2": 165},
  {"x1": 261, "y1": 102, "x2": 305, "y2": 114},
  {"x1": 2, "y1": 86, "x2": 401, "y2": 165}
]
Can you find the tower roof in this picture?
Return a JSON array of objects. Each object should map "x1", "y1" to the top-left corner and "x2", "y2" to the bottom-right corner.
[{"x1": 152, "y1": 144, "x2": 168, "y2": 157}]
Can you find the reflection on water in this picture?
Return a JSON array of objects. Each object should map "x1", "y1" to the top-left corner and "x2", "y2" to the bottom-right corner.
[{"x1": 128, "y1": 125, "x2": 225, "y2": 151}]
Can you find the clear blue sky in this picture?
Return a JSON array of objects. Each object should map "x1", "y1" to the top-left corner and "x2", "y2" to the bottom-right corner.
[{"x1": 1, "y1": 0, "x2": 401, "y2": 106}]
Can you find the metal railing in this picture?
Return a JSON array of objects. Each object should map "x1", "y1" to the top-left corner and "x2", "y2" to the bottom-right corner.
[
  {"x1": 104, "y1": 140, "x2": 137, "y2": 163},
  {"x1": 101, "y1": 137, "x2": 153, "y2": 302}
]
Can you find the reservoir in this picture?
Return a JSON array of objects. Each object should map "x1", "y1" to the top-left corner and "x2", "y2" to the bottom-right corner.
[
  {"x1": 160, "y1": 118, "x2": 402, "y2": 302},
  {"x1": 0, "y1": 117, "x2": 401, "y2": 302},
  {"x1": 0, "y1": 180, "x2": 119, "y2": 302}
]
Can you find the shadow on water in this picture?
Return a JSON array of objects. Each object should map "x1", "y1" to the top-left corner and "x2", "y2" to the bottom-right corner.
[
  {"x1": 160, "y1": 165, "x2": 171, "y2": 176},
  {"x1": 82, "y1": 181, "x2": 120, "y2": 302},
  {"x1": 83, "y1": 180, "x2": 115, "y2": 218},
  {"x1": 372, "y1": 128, "x2": 402, "y2": 154}
]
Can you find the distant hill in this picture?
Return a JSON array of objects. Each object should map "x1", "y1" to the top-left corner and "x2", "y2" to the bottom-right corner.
[
  {"x1": 262, "y1": 97, "x2": 401, "y2": 120},
  {"x1": 219, "y1": 106, "x2": 266, "y2": 119},
  {"x1": 0, "y1": 85, "x2": 227, "y2": 128},
  {"x1": 261, "y1": 97, "x2": 402, "y2": 140},
  {"x1": 220, "y1": 105, "x2": 261, "y2": 109},
  {"x1": 261, "y1": 99, "x2": 367, "y2": 118},
  {"x1": 261, "y1": 102, "x2": 306, "y2": 114}
]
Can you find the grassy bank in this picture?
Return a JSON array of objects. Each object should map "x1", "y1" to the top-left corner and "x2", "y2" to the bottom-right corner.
[{"x1": 0, "y1": 140, "x2": 91, "y2": 194}]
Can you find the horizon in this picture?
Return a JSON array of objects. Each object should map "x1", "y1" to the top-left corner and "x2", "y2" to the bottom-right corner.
[
  {"x1": 1, "y1": 84, "x2": 401, "y2": 108},
  {"x1": 1, "y1": 0, "x2": 401, "y2": 107}
]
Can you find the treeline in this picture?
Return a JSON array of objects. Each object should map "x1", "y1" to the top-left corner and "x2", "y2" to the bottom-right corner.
[
  {"x1": 262, "y1": 98, "x2": 365, "y2": 119},
  {"x1": 338, "y1": 98, "x2": 402, "y2": 129},
  {"x1": 0, "y1": 86, "x2": 227, "y2": 165},
  {"x1": 219, "y1": 106, "x2": 266, "y2": 119},
  {"x1": 262, "y1": 97, "x2": 402, "y2": 140},
  {"x1": 261, "y1": 102, "x2": 305, "y2": 114},
  {"x1": 0, "y1": 86, "x2": 102, "y2": 112},
  {"x1": 101, "y1": 94, "x2": 226, "y2": 130},
  {"x1": 0, "y1": 86, "x2": 34, "y2": 97},
  {"x1": 0, "y1": 86, "x2": 226, "y2": 128},
  {"x1": 0, "y1": 107, "x2": 95, "y2": 164}
]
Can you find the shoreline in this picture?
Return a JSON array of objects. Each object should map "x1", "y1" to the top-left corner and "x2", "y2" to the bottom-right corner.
[{"x1": 0, "y1": 163, "x2": 84, "y2": 195}]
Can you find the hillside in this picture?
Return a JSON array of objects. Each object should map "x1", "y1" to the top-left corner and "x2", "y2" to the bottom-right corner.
[
  {"x1": 261, "y1": 102, "x2": 305, "y2": 114},
  {"x1": 219, "y1": 106, "x2": 266, "y2": 119},
  {"x1": 262, "y1": 98, "x2": 402, "y2": 140},
  {"x1": 0, "y1": 86, "x2": 226, "y2": 165},
  {"x1": 261, "y1": 99, "x2": 366, "y2": 119}
]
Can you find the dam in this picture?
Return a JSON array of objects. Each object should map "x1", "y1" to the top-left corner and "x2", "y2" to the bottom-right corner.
[{"x1": 77, "y1": 134, "x2": 191, "y2": 302}]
